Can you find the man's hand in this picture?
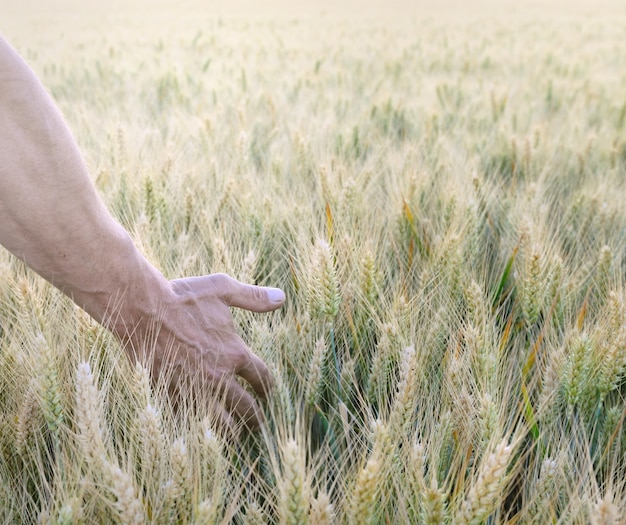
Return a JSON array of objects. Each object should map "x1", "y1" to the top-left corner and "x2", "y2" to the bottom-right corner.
[
  {"x1": 0, "y1": 35, "x2": 286, "y2": 433},
  {"x1": 125, "y1": 274, "x2": 285, "y2": 431}
]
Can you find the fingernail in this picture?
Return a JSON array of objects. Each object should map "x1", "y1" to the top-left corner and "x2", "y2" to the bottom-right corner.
[{"x1": 267, "y1": 288, "x2": 285, "y2": 304}]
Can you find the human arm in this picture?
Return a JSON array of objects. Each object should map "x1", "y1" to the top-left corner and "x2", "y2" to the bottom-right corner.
[{"x1": 0, "y1": 35, "x2": 285, "y2": 430}]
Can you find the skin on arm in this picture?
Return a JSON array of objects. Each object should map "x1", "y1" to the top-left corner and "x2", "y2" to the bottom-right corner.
[{"x1": 0, "y1": 35, "x2": 285, "y2": 431}]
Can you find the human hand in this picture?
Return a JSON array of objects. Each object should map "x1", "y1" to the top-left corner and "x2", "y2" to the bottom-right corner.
[
  {"x1": 125, "y1": 273, "x2": 285, "y2": 432},
  {"x1": 0, "y1": 35, "x2": 286, "y2": 433}
]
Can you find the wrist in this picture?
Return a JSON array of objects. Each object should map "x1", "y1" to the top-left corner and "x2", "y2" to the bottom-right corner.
[
  {"x1": 69, "y1": 230, "x2": 173, "y2": 343},
  {"x1": 108, "y1": 265, "x2": 173, "y2": 344}
]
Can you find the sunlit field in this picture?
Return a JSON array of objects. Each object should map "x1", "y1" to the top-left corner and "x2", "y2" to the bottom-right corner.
[{"x1": 1, "y1": 1, "x2": 626, "y2": 523}]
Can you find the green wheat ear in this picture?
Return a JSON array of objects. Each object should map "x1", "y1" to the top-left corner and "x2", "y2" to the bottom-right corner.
[
  {"x1": 463, "y1": 279, "x2": 487, "y2": 329},
  {"x1": 422, "y1": 477, "x2": 449, "y2": 525},
  {"x1": 561, "y1": 332, "x2": 593, "y2": 413},
  {"x1": 37, "y1": 335, "x2": 64, "y2": 448},
  {"x1": 521, "y1": 243, "x2": 547, "y2": 329},
  {"x1": 309, "y1": 239, "x2": 341, "y2": 321},
  {"x1": 596, "y1": 292, "x2": 626, "y2": 400},
  {"x1": 144, "y1": 176, "x2": 157, "y2": 224},
  {"x1": 595, "y1": 245, "x2": 613, "y2": 300},
  {"x1": 358, "y1": 247, "x2": 381, "y2": 307},
  {"x1": 270, "y1": 364, "x2": 295, "y2": 428},
  {"x1": 305, "y1": 337, "x2": 327, "y2": 408},
  {"x1": 75, "y1": 362, "x2": 146, "y2": 523}
]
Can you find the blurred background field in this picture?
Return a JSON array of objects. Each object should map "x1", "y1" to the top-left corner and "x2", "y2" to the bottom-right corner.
[{"x1": 1, "y1": 1, "x2": 625, "y2": 523}]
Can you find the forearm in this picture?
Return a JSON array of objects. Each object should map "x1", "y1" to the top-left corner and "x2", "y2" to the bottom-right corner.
[{"x1": 0, "y1": 35, "x2": 170, "y2": 335}]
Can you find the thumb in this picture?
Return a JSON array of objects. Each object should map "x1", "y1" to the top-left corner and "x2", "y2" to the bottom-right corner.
[{"x1": 212, "y1": 273, "x2": 286, "y2": 312}]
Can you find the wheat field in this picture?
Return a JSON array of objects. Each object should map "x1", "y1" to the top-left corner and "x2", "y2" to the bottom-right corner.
[{"x1": 1, "y1": 1, "x2": 626, "y2": 523}]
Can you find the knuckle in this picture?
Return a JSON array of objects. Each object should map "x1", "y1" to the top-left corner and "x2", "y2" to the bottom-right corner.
[
  {"x1": 249, "y1": 285, "x2": 265, "y2": 303},
  {"x1": 211, "y1": 272, "x2": 234, "y2": 290},
  {"x1": 210, "y1": 273, "x2": 238, "y2": 302},
  {"x1": 231, "y1": 347, "x2": 252, "y2": 370}
]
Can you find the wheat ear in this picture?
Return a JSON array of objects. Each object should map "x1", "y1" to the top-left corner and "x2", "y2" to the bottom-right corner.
[
  {"x1": 349, "y1": 454, "x2": 381, "y2": 525},
  {"x1": 74, "y1": 362, "x2": 107, "y2": 465},
  {"x1": 194, "y1": 499, "x2": 219, "y2": 525},
  {"x1": 309, "y1": 492, "x2": 334, "y2": 525},
  {"x1": 278, "y1": 438, "x2": 309, "y2": 525},
  {"x1": 454, "y1": 439, "x2": 513, "y2": 525},
  {"x1": 105, "y1": 463, "x2": 146, "y2": 525},
  {"x1": 422, "y1": 477, "x2": 449, "y2": 525},
  {"x1": 590, "y1": 493, "x2": 621, "y2": 525},
  {"x1": 305, "y1": 337, "x2": 327, "y2": 408}
]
